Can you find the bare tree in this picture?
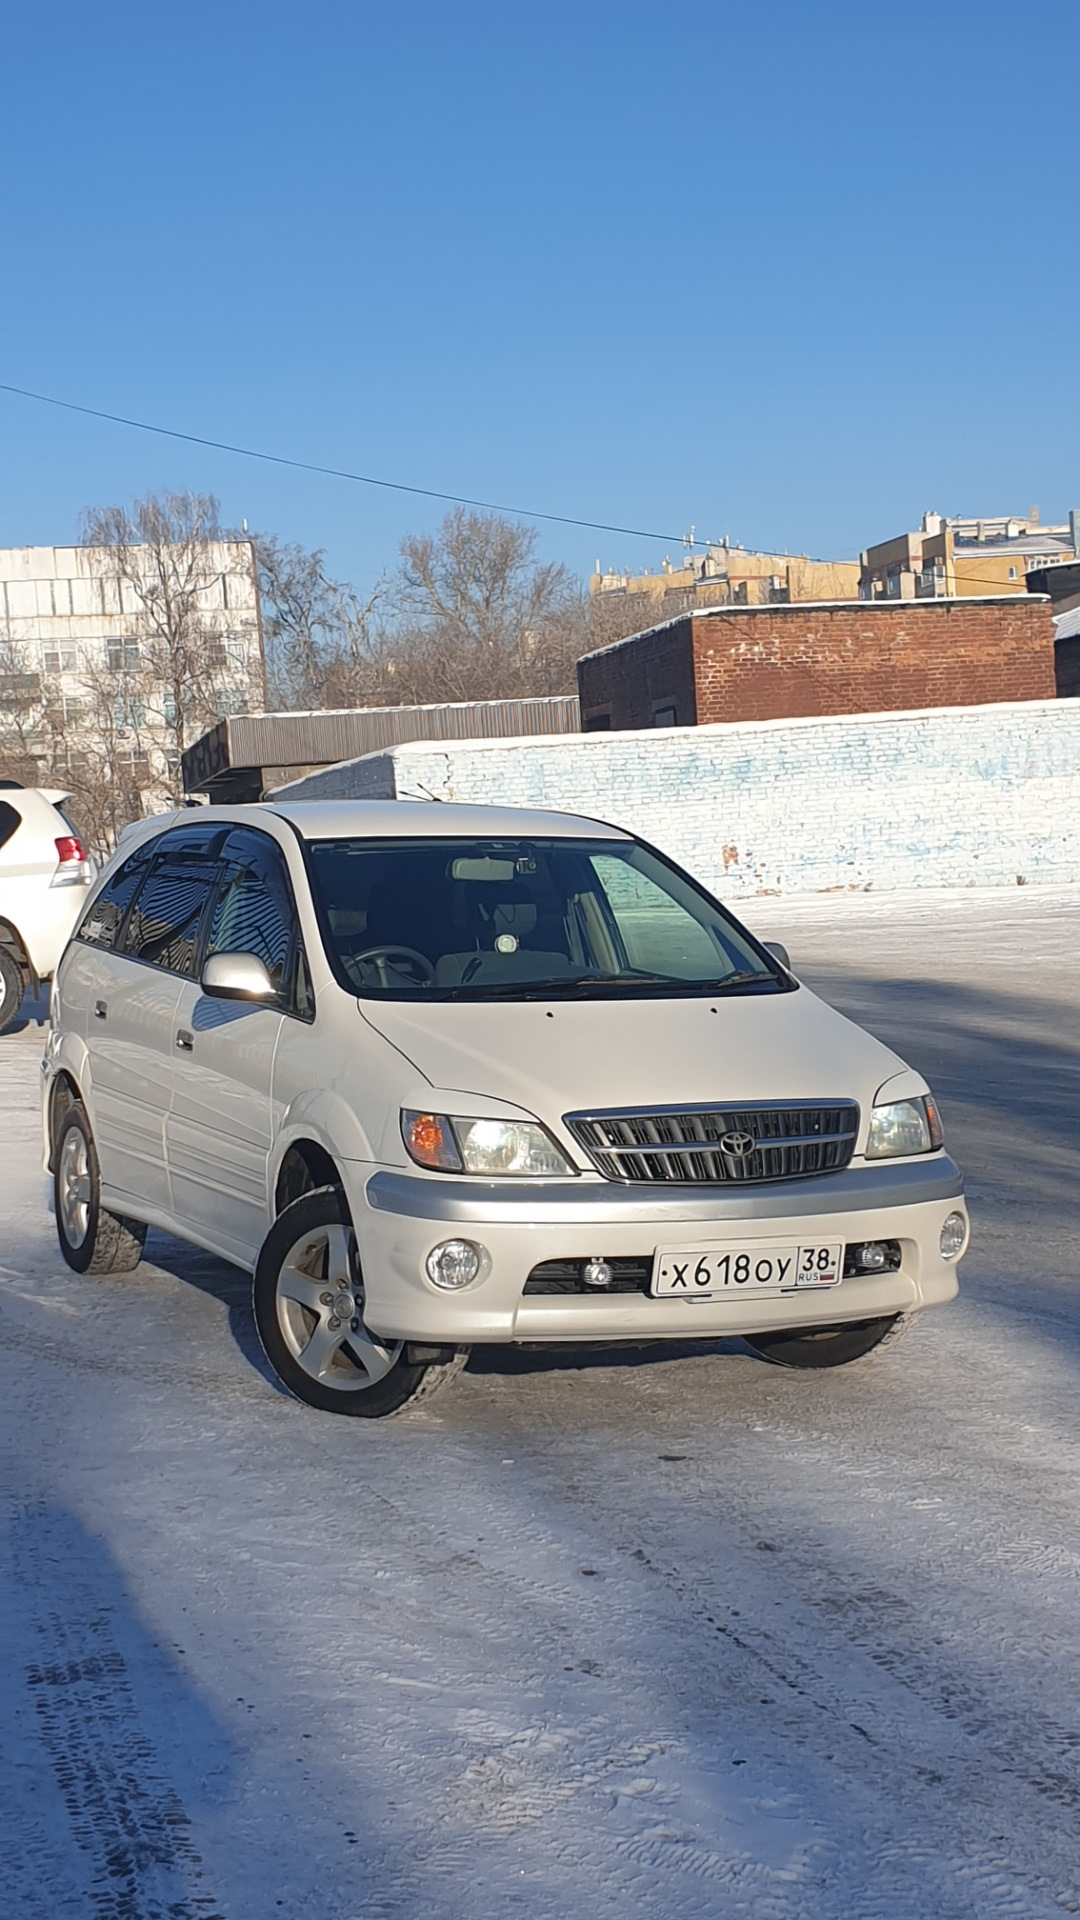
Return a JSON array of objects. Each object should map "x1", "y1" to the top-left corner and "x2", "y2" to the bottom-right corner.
[
  {"x1": 255, "y1": 535, "x2": 386, "y2": 709},
  {"x1": 0, "y1": 632, "x2": 145, "y2": 857},
  {"x1": 378, "y1": 508, "x2": 589, "y2": 705},
  {"x1": 82, "y1": 491, "x2": 259, "y2": 801}
]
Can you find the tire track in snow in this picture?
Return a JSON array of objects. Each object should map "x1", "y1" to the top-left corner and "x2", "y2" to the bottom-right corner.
[{"x1": 12, "y1": 1504, "x2": 225, "y2": 1920}]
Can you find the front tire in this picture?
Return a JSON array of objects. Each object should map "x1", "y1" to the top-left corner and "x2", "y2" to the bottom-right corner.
[
  {"x1": 0, "y1": 947, "x2": 24, "y2": 1036},
  {"x1": 253, "y1": 1186, "x2": 468, "y2": 1416},
  {"x1": 54, "y1": 1102, "x2": 148, "y2": 1274},
  {"x1": 744, "y1": 1314, "x2": 908, "y2": 1369}
]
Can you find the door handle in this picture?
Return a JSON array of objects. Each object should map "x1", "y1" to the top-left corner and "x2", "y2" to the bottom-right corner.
[
  {"x1": 175, "y1": 1029, "x2": 194, "y2": 1052},
  {"x1": 94, "y1": 1000, "x2": 108, "y2": 1019}
]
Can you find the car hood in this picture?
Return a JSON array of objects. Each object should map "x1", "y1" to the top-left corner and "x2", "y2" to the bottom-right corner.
[{"x1": 361, "y1": 987, "x2": 910, "y2": 1151}]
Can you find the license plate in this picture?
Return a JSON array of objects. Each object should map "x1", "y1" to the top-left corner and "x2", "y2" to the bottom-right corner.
[{"x1": 651, "y1": 1241, "x2": 842, "y2": 1298}]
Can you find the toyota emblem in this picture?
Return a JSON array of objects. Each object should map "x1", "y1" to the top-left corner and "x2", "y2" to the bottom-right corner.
[{"x1": 719, "y1": 1129, "x2": 756, "y2": 1158}]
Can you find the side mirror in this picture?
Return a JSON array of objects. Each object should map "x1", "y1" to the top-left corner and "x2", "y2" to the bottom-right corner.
[
  {"x1": 763, "y1": 940, "x2": 792, "y2": 973},
  {"x1": 201, "y1": 952, "x2": 278, "y2": 1002}
]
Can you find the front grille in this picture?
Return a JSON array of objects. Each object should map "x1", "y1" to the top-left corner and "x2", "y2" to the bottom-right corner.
[
  {"x1": 523, "y1": 1257, "x2": 653, "y2": 1296},
  {"x1": 565, "y1": 1102, "x2": 859, "y2": 1185}
]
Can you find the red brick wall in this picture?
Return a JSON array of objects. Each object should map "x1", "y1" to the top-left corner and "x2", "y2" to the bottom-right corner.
[
  {"x1": 689, "y1": 598, "x2": 1056, "y2": 724},
  {"x1": 578, "y1": 621, "x2": 697, "y2": 731}
]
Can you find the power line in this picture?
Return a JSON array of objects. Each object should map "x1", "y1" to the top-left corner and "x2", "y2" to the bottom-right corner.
[
  {"x1": 0, "y1": 379, "x2": 701, "y2": 548},
  {"x1": 1, "y1": 381, "x2": 1064, "y2": 596}
]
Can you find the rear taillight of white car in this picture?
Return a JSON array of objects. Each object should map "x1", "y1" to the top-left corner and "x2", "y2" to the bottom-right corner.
[{"x1": 51, "y1": 834, "x2": 93, "y2": 887}]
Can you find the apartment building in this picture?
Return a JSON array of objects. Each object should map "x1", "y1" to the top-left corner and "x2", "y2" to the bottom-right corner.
[
  {"x1": 860, "y1": 510, "x2": 1078, "y2": 601},
  {"x1": 591, "y1": 539, "x2": 860, "y2": 615},
  {"x1": 0, "y1": 540, "x2": 264, "y2": 840}
]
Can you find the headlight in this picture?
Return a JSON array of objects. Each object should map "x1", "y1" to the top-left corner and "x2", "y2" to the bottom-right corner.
[
  {"x1": 865, "y1": 1094, "x2": 944, "y2": 1159},
  {"x1": 402, "y1": 1110, "x2": 573, "y2": 1177}
]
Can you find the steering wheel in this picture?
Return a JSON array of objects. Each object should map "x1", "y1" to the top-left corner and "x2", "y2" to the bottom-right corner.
[{"x1": 350, "y1": 944, "x2": 436, "y2": 988}]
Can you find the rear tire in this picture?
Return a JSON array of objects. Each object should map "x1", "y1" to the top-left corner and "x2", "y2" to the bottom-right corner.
[
  {"x1": 253, "y1": 1186, "x2": 468, "y2": 1417},
  {"x1": 0, "y1": 947, "x2": 24, "y2": 1036},
  {"x1": 54, "y1": 1102, "x2": 148, "y2": 1274},
  {"x1": 744, "y1": 1314, "x2": 908, "y2": 1369}
]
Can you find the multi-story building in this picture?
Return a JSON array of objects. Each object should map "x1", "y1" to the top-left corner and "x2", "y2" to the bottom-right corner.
[
  {"x1": 591, "y1": 539, "x2": 860, "y2": 615},
  {"x1": 860, "y1": 510, "x2": 1078, "y2": 601},
  {"x1": 0, "y1": 540, "x2": 264, "y2": 844}
]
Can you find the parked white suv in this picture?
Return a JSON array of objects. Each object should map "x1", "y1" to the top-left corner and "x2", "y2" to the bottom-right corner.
[
  {"x1": 0, "y1": 784, "x2": 94, "y2": 1034},
  {"x1": 43, "y1": 800, "x2": 968, "y2": 1416}
]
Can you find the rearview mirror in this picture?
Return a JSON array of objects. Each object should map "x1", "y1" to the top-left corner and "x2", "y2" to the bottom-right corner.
[
  {"x1": 763, "y1": 941, "x2": 792, "y2": 973},
  {"x1": 450, "y1": 856, "x2": 516, "y2": 881},
  {"x1": 201, "y1": 952, "x2": 277, "y2": 1002}
]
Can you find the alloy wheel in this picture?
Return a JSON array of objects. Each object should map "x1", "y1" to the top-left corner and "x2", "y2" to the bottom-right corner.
[
  {"x1": 275, "y1": 1221, "x2": 402, "y2": 1392},
  {"x1": 58, "y1": 1126, "x2": 92, "y2": 1250}
]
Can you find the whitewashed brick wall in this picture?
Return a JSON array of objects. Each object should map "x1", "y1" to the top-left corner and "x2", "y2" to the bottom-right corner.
[{"x1": 276, "y1": 698, "x2": 1080, "y2": 896}]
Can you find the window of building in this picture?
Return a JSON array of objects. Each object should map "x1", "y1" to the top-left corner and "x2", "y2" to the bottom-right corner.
[
  {"x1": 116, "y1": 749, "x2": 151, "y2": 785},
  {"x1": 1008, "y1": 566, "x2": 1017, "y2": 580},
  {"x1": 43, "y1": 647, "x2": 77, "y2": 674},
  {"x1": 214, "y1": 689, "x2": 247, "y2": 718},
  {"x1": 652, "y1": 702, "x2": 678, "y2": 727},
  {"x1": 113, "y1": 696, "x2": 146, "y2": 732},
  {"x1": 0, "y1": 671, "x2": 41, "y2": 708},
  {"x1": 583, "y1": 712, "x2": 612, "y2": 732},
  {"x1": 107, "y1": 638, "x2": 142, "y2": 672}
]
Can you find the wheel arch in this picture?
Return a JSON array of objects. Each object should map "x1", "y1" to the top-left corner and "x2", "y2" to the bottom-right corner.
[
  {"x1": 0, "y1": 917, "x2": 30, "y2": 974},
  {"x1": 47, "y1": 1068, "x2": 84, "y2": 1167},
  {"x1": 271, "y1": 1090, "x2": 377, "y2": 1218},
  {"x1": 273, "y1": 1138, "x2": 344, "y2": 1215}
]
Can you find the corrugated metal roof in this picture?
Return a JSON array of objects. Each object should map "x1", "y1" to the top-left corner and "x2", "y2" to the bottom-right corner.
[{"x1": 182, "y1": 696, "x2": 580, "y2": 791}]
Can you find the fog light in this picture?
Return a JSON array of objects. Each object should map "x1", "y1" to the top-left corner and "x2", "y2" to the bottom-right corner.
[
  {"x1": 425, "y1": 1239, "x2": 483, "y2": 1291},
  {"x1": 940, "y1": 1212, "x2": 967, "y2": 1260},
  {"x1": 582, "y1": 1259, "x2": 613, "y2": 1289},
  {"x1": 855, "y1": 1242, "x2": 888, "y2": 1271}
]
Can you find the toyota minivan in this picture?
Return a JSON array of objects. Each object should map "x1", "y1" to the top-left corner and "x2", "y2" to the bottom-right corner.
[{"x1": 43, "y1": 800, "x2": 967, "y2": 1416}]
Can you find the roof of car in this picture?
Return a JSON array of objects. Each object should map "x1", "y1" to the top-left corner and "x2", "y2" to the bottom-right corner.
[
  {"x1": 270, "y1": 799, "x2": 631, "y2": 840},
  {"x1": 114, "y1": 799, "x2": 633, "y2": 850},
  {"x1": 141, "y1": 799, "x2": 632, "y2": 842}
]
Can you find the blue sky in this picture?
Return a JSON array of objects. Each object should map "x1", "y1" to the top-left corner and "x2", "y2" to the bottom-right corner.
[{"x1": 1, "y1": 0, "x2": 1076, "y2": 591}]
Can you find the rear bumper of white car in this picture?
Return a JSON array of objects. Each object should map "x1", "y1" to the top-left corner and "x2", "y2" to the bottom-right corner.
[
  {"x1": 349, "y1": 1156, "x2": 966, "y2": 1343},
  {"x1": 12, "y1": 882, "x2": 91, "y2": 981}
]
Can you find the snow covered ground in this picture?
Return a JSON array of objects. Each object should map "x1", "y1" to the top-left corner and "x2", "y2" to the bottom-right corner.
[{"x1": 1, "y1": 884, "x2": 1078, "y2": 1920}]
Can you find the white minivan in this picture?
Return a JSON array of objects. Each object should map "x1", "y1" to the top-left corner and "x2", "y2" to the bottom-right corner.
[{"x1": 43, "y1": 800, "x2": 967, "y2": 1416}]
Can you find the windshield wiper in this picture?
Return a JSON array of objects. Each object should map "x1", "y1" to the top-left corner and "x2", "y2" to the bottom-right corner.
[
  {"x1": 698, "y1": 970, "x2": 776, "y2": 990},
  {"x1": 441, "y1": 970, "x2": 776, "y2": 1000}
]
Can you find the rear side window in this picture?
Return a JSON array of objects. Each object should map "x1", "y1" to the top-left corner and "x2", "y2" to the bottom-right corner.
[
  {"x1": 76, "y1": 840, "x2": 159, "y2": 949},
  {"x1": 121, "y1": 856, "x2": 220, "y2": 977},
  {"x1": 0, "y1": 802, "x2": 20, "y2": 853}
]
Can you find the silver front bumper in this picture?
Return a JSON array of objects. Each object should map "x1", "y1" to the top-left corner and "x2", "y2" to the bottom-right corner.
[{"x1": 350, "y1": 1156, "x2": 966, "y2": 1344}]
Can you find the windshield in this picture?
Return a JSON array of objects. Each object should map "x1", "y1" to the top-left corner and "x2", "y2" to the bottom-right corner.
[{"x1": 305, "y1": 835, "x2": 792, "y2": 1001}]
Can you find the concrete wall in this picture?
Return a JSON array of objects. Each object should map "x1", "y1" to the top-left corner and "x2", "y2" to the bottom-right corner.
[
  {"x1": 579, "y1": 596, "x2": 1056, "y2": 732},
  {"x1": 278, "y1": 697, "x2": 1080, "y2": 897}
]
